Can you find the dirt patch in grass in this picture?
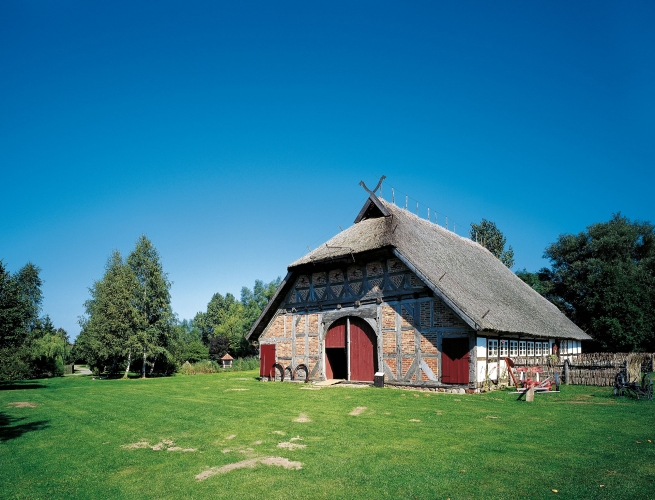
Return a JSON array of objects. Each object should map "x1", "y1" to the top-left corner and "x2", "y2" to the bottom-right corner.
[
  {"x1": 278, "y1": 441, "x2": 307, "y2": 450},
  {"x1": 349, "y1": 406, "x2": 367, "y2": 416},
  {"x1": 196, "y1": 457, "x2": 303, "y2": 481},
  {"x1": 225, "y1": 434, "x2": 237, "y2": 440},
  {"x1": 272, "y1": 431, "x2": 285, "y2": 435},
  {"x1": 7, "y1": 402, "x2": 37, "y2": 408},
  {"x1": 225, "y1": 388, "x2": 249, "y2": 392},
  {"x1": 151, "y1": 439, "x2": 174, "y2": 450},
  {"x1": 294, "y1": 413, "x2": 311, "y2": 423},
  {"x1": 122, "y1": 440, "x2": 196, "y2": 452},
  {"x1": 122, "y1": 441, "x2": 150, "y2": 450},
  {"x1": 409, "y1": 419, "x2": 421, "y2": 422}
]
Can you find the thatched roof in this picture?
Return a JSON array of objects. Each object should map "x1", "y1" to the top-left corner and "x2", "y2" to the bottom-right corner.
[{"x1": 248, "y1": 194, "x2": 590, "y2": 341}]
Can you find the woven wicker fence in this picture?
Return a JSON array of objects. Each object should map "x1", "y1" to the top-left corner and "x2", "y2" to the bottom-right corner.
[{"x1": 507, "y1": 353, "x2": 654, "y2": 387}]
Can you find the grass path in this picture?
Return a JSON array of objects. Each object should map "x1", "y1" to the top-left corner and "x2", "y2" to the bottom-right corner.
[{"x1": 0, "y1": 371, "x2": 653, "y2": 499}]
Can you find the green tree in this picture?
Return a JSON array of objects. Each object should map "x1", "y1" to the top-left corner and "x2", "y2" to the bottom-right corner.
[
  {"x1": 127, "y1": 235, "x2": 174, "y2": 377},
  {"x1": 194, "y1": 278, "x2": 281, "y2": 357},
  {"x1": 515, "y1": 268, "x2": 547, "y2": 295},
  {"x1": 470, "y1": 219, "x2": 514, "y2": 268},
  {"x1": 26, "y1": 316, "x2": 68, "y2": 377},
  {"x1": 77, "y1": 250, "x2": 139, "y2": 376},
  {"x1": 169, "y1": 319, "x2": 208, "y2": 364},
  {"x1": 209, "y1": 335, "x2": 230, "y2": 361},
  {"x1": 0, "y1": 261, "x2": 26, "y2": 349},
  {"x1": 241, "y1": 278, "x2": 281, "y2": 327},
  {"x1": 0, "y1": 261, "x2": 66, "y2": 381},
  {"x1": 539, "y1": 213, "x2": 655, "y2": 352}
]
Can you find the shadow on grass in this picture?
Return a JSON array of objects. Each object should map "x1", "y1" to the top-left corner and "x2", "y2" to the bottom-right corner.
[
  {"x1": 0, "y1": 383, "x2": 47, "y2": 391},
  {"x1": 0, "y1": 412, "x2": 49, "y2": 442}
]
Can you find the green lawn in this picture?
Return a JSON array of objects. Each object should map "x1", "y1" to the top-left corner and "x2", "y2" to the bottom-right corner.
[{"x1": 1, "y1": 371, "x2": 653, "y2": 500}]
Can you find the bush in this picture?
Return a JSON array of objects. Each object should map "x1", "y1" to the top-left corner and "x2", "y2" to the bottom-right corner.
[
  {"x1": 176, "y1": 357, "x2": 259, "y2": 375},
  {"x1": 178, "y1": 360, "x2": 220, "y2": 375},
  {"x1": 229, "y1": 356, "x2": 259, "y2": 372}
]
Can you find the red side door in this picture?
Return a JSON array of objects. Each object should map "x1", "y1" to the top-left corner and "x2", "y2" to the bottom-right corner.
[
  {"x1": 349, "y1": 318, "x2": 377, "y2": 382},
  {"x1": 260, "y1": 344, "x2": 276, "y2": 378},
  {"x1": 441, "y1": 338, "x2": 470, "y2": 384}
]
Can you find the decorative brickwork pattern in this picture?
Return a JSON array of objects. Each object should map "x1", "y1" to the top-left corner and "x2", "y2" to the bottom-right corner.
[
  {"x1": 308, "y1": 314, "x2": 319, "y2": 335},
  {"x1": 401, "y1": 358, "x2": 411, "y2": 378},
  {"x1": 329, "y1": 269, "x2": 344, "y2": 283},
  {"x1": 382, "y1": 306, "x2": 396, "y2": 329},
  {"x1": 389, "y1": 274, "x2": 404, "y2": 289},
  {"x1": 387, "y1": 258, "x2": 407, "y2": 273},
  {"x1": 366, "y1": 261, "x2": 384, "y2": 276},
  {"x1": 385, "y1": 358, "x2": 397, "y2": 375},
  {"x1": 401, "y1": 330, "x2": 415, "y2": 354},
  {"x1": 298, "y1": 289, "x2": 309, "y2": 302},
  {"x1": 433, "y1": 299, "x2": 467, "y2": 328},
  {"x1": 349, "y1": 282, "x2": 362, "y2": 295},
  {"x1": 420, "y1": 332, "x2": 438, "y2": 354},
  {"x1": 330, "y1": 285, "x2": 343, "y2": 298},
  {"x1": 314, "y1": 287, "x2": 325, "y2": 300},
  {"x1": 423, "y1": 357, "x2": 438, "y2": 378},
  {"x1": 312, "y1": 272, "x2": 327, "y2": 286},
  {"x1": 308, "y1": 336, "x2": 319, "y2": 356},
  {"x1": 296, "y1": 275, "x2": 310, "y2": 288},
  {"x1": 367, "y1": 278, "x2": 383, "y2": 293},
  {"x1": 261, "y1": 315, "x2": 285, "y2": 339},
  {"x1": 278, "y1": 340, "x2": 292, "y2": 358},
  {"x1": 383, "y1": 331, "x2": 396, "y2": 354},
  {"x1": 419, "y1": 301, "x2": 431, "y2": 328},
  {"x1": 347, "y1": 265, "x2": 363, "y2": 281},
  {"x1": 296, "y1": 315, "x2": 307, "y2": 336},
  {"x1": 409, "y1": 274, "x2": 423, "y2": 288},
  {"x1": 400, "y1": 305, "x2": 414, "y2": 328}
]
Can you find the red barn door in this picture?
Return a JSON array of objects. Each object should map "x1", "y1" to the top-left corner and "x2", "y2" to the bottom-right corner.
[
  {"x1": 441, "y1": 338, "x2": 470, "y2": 384},
  {"x1": 260, "y1": 344, "x2": 276, "y2": 378},
  {"x1": 349, "y1": 318, "x2": 377, "y2": 382}
]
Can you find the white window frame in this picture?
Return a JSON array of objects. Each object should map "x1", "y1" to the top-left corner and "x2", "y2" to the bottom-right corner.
[
  {"x1": 544, "y1": 342, "x2": 551, "y2": 355},
  {"x1": 519, "y1": 341, "x2": 526, "y2": 357},
  {"x1": 535, "y1": 342, "x2": 542, "y2": 356},
  {"x1": 509, "y1": 340, "x2": 518, "y2": 357},
  {"x1": 499, "y1": 339, "x2": 508, "y2": 357},
  {"x1": 527, "y1": 341, "x2": 534, "y2": 356},
  {"x1": 488, "y1": 339, "x2": 498, "y2": 357}
]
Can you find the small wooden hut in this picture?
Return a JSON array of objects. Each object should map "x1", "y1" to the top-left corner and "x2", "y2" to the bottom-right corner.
[{"x1": 220, "y1": 353, "x2": 234, "y2": 369}]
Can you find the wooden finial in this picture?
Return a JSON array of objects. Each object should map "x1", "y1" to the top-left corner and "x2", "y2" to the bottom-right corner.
[{"x1": 359, "y1": 175, "x2": 386, "y2": 196}]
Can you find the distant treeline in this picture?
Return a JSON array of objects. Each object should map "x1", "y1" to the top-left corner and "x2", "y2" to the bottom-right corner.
[{"x1": 74, "y1": 234, "x2": 280, "y2": 378}]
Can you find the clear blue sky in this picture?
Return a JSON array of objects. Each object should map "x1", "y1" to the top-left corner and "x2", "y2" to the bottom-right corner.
[{"x1": 1, "y1": 1, "x2": 653, "y2": 339}]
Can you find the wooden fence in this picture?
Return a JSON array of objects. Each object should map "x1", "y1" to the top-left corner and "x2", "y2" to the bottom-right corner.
[{"x1": 507, "y1": 353, "x2": 654, "y2": 387}]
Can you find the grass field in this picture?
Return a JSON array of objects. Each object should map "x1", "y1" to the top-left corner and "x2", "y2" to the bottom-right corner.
[{"x1": 1, "y1": 371, "x2": 654, "y2": 499}]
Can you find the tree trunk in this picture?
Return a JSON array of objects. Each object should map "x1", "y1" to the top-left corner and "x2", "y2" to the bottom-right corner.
[
  {"x1": 123, "y1": 351, "x2": 131, "y2": 379},
  {"x1": 149, "y1": 359, "x2": 156, "y2": 376},
  {"x1": 142, "y1": 348, "x2": 147, "y2": 378}
]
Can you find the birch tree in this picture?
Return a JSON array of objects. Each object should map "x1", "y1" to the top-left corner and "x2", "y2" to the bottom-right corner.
[
  {"x1": 77, "y1": 251, "x2": 139, "y2": 376},
  {"x1": 127, "y1": 235, "x2": 174, "y2": 377}
]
